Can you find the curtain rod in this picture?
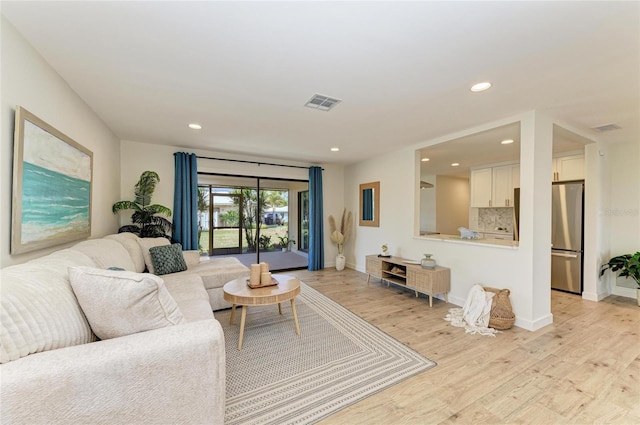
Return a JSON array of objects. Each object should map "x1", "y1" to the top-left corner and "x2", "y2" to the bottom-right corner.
[{"x1": 195, "y1": 155, "x2": 323, "y2": 170}]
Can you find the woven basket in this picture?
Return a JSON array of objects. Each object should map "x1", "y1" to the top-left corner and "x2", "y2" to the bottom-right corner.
[{"x1": 484, "y1": 287, "x2": 515, "y2": 330}]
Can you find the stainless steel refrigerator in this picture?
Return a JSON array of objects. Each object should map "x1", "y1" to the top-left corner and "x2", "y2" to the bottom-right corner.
[{"x1": 551, "y1": 181, "x2": 584, "y2": 294}]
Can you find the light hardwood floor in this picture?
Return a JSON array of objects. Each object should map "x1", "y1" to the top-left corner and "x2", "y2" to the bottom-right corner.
[{"x1": 287, "y1": 268, "x2": 640, "y2": 425}]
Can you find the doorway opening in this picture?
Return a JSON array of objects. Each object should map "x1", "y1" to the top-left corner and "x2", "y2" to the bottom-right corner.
[{"x1": 198, "y1": 174, "x2": 308, "y2": 271}]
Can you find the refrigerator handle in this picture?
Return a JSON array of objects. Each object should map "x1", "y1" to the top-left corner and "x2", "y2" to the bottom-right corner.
[{"x1": 551, "y1": 252, "x2": 578, "y2": 259}]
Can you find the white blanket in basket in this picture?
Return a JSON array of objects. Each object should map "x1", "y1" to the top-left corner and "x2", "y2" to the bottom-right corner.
[{"x1": 444, "y1": 284, "x2": 499, "y2": 336}]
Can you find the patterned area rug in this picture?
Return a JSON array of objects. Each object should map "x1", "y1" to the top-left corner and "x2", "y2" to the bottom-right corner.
[{"x1": 217, "y1": 282, "x2": 436, "y2": 425}]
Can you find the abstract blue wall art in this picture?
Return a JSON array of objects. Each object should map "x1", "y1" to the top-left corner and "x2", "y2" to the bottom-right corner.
[{"x1": 11, "y1": 107, "x2": 93, "y2": 254}]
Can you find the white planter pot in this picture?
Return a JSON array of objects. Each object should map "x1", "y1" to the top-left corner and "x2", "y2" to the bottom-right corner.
[
  {"x1": 637, "y1": 288, "x2": 640, "y2": 307},
  {"x1": 335, "y1": 255, "x2": 346, "y2": 271}
]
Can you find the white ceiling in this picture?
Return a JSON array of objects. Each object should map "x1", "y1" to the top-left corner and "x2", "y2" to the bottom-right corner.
[{"x1": 2, "y1": 1, "x2": 638, "y2": 165}]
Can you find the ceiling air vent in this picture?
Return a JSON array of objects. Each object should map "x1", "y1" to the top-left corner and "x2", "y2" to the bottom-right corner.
[
  {"x1": 304, "y1": 94, "x2": 342, "y2": 111},
  {"x1": 592, "y1": 124, "x2": 621, "y2": 132}
]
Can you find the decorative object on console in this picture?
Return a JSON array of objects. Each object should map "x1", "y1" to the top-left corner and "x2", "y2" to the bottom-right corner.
[
  {"x1": 112, "y1": 171, "x2": 173, "y2": 238},
  {"x1": 458, "y1": 227, "x2": 479, "y2": 239},
  {"x1": 329, "y1": 208, "x2": 352, "y2": 271},
  {"x1": 11, "y1": 106, "x2": 93, "y2": 254},
  {"x1": 380, "y1": 243, "x2": 391, "y2": 257},
  {"x1": 421, "y1": 254, "x2": 436, "y2": 269}
]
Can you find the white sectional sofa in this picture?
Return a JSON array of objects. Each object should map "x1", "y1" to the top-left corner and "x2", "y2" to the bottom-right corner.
[{"x1": 0, "y1": 233, "x2": 249, "y2": 424}]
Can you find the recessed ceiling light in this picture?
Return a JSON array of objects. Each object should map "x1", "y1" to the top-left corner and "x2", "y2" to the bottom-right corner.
[
  {"x1": 451, "y1": 163, "x2": 460, "y2": 167},
  {"x1": 501, "y1": 139, "x2": 514, "y2": 145},
  {"x1": 470, "y1": 82, "x2": 492, "y2": 92},
  {"x1": 421, "y1": 158, "x2": 430, "y2": 162},
  {"x1": 188, "y1": 123, "x2": 202, "y2": 130},
  {"x1": 330, "y1": 147, "x2": 340, "y2": 152}
]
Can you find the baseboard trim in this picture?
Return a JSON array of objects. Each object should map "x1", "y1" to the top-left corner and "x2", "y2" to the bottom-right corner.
[
  {"x1": 611, "y1": 286, "x2": 638, "y2": 299},
  {"x1": 582, "y1": 290, "x2": 610, "y2": 301},
  {"x1": 515, "y1": 313, "x2": 553, "y2": 331}
]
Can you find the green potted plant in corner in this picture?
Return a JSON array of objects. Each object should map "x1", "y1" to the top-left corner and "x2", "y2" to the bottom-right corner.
[
  {"x1": 277, "y1": 232, "x2": 295, "y2": 252},
  {"x1": 600, "y1": 252, "x2": 640, "y2": 306},
  {"x1": 112, "y1": 171, "x2": 173, "y2": 238}
]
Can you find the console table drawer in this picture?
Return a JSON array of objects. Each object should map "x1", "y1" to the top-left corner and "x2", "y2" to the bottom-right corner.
[
  {"x1": 366, "y1": 255, "x2": 382, "y2": 277},
  {"x1": 407, "y1": 267, "x2": 450, "y2": 295}
]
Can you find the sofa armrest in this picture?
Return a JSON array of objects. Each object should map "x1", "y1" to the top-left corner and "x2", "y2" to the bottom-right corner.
[
  {"x1": 183, "y1": 250, "x2": 202, "y2": 268},
  {"x1": 0, "y1": 320, "x2": 225, "y2": 425}
]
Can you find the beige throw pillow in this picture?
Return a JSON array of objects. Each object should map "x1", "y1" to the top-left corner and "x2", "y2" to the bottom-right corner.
[
  {"x1": 69, "y1": 266, "x2": 185, "y2": 340},
  {"x1": 137, "y1": 237, "x2": 170, "y2": 274}
]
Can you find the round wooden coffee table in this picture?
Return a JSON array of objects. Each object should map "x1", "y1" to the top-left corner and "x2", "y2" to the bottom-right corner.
[{"x1": 223, "y1": 274, "x2": 301, "y2": 350}]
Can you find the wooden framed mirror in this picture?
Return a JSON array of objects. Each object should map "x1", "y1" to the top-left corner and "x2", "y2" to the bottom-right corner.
[{"x1": 359, "y1": 181, "x2": 380, "y2": 227}]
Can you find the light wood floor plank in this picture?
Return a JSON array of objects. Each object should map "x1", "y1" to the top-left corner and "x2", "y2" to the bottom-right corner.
[{"x1": 286, "y1": 268, "x2": 640, "y2": 424}]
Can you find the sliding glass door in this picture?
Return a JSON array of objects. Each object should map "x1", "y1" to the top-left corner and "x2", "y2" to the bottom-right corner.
[
  {"x1": 298, "y1": 191, "x2": 309, "y2": 252},
  {"x1": 198, "y1": 175, "x2": 308, "y2": 271},
  {"x1": 211, "y1": 191, "x2": 242, "y2": 255}
]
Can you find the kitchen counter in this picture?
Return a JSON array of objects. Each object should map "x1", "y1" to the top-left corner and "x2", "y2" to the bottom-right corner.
[{"x1": 415, "y1": 233, "x2": 519, "y2": 249}]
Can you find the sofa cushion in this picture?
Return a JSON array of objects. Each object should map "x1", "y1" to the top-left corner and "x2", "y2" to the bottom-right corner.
[
  {"x1": 105, "y1": 232, "x2": 146, "y2": 273},
  {"x1": 69, "y1": 267, "x2": 185, "y2": 340},
  {"x1": 137, "y1": 237, "x2": 171, "y2": 274},
  {"x1": 150, "y1": 243, "x2": 188, "y2": 275},
  {"x1": 71, "y1": 238, "x2": 136, "y2": 271},
  {"x1": 187, "y1": 258, "x2": 250, "y2": 291},
  {"x1": 162, "y1": 274, "x2": 214, "y2": 322},
  {"x1": 183, "y1": 250, "x2": 202, "y2": 268},
  {"x1": 1, "y1": 250, "x2": 97, "y2": 364}
]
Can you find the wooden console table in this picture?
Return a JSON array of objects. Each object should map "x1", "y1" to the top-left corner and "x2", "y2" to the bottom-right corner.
[{"x1": 366, "y1": 255, "x2": 450, "y2": 307}]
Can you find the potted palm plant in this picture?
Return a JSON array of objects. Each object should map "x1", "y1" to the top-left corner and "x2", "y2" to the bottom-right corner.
[
  {"x1": 112, "y1": 171, "x2": 172, "y2": 238},
  {"x1": 600, "y1": 252, "x2": 640, "y2": 306}
]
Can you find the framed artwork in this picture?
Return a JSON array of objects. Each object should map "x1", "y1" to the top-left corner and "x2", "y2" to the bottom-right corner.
[{"x1": 11, "y1": 107, "x2": 93, "y2": 254}]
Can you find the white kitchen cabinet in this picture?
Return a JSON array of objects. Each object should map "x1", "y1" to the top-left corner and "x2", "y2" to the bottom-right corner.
[
  {"x1": 471, "y1": 164, "x2": 518, "y2": 208},
  {"x1": 492, "y1": 165, "x2": 514, "y2": 207},
  {"x1": 470, "y1": 168, "x2": 493, "y2": 207},
  {"x1": 553, "y1": 154, "x2": 584, "y2": 181}
]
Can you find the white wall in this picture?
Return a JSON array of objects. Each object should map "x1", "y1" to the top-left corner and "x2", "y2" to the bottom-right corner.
[
  {"x1": 608, "y1": 140, "x2": 640, "y2": 296},
  {"x1": 1, "y1": 18, "x2": 120, "y2": 267},
  {"x1": 419, "y1": 174, "x2": 436, "y2": 233},
  {"x1": 435, "y1": 175, "x2": 469, "y2": 235},
  {"x1": 120, "y1": 140, "x2": 344, "y2": 265}
]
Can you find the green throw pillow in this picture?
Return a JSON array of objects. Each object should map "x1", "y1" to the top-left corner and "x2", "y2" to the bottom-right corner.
[{"x1": 149, "y1": 243, "x2": 188, "y2": 275}]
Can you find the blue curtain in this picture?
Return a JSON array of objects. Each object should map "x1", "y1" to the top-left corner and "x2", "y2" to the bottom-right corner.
[
  {"x1": 308, "y1": 166, "x2": 324, "y2": 270},
  {"x1": 172, "y1": 152, "x2": 199, "y2": 250}
]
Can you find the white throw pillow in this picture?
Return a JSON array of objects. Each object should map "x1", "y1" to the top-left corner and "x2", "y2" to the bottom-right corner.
[
  {"x1": 68, "y1": 266, "x2": 185, "y2": 340},
  {"x1": 137, "y1": 237, "x2": 171, "y2": 274}
]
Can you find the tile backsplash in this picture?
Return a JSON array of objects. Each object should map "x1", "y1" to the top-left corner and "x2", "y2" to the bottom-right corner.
[{"x1": 477, "y1": 208, "x2": 514, "y2": 232}]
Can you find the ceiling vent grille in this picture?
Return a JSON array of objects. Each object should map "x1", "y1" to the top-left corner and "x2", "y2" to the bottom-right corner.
[
  {"x1": 304, "y1": 94, "x2": 342, "y2": 111},
  {"x1": 592, "y1": 123, "x2": 621, "y2": 132}
]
